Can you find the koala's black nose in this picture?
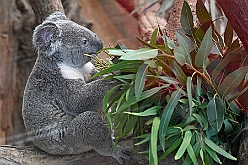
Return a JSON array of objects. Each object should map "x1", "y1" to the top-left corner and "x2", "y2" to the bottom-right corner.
[
  {"x1": 90, "y1": 35, "x2": 103, "y2": 54},
  {"x1": 96, "y1": 35, "x2": 103, "y2": 50}
]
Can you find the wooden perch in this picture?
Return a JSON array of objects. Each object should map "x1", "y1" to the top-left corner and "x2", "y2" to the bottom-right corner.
[
  {"x1": 0, "y1": 145, "x2": 135, "y2": 165},
  {"x1": 0, "y1": 145, "x2": 96, "y2": 165}
]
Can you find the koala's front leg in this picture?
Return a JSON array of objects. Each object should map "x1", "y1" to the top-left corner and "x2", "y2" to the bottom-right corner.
[
  {"x1": 67, "y1": 78, "x2": 119, "y2": 112},
  {"x1": 64, "y1": 111, "x2": 131, "y2": 164}
]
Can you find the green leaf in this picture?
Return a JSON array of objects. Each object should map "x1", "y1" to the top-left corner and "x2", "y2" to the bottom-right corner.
[
  {"x1": 195, "y1": 27, "x2": 212, "y2": 68},
  {"x1": 186, "y1": 77, "x2": 193, "y2": 117},
  {"x1": 175, "y1": 131, "x2": 192, "y2": 160},
  {"x1": 183, "y1": 140, "x2": 201, "y2": 165},
  {"x1": 199, "y1": 149, "x2": 205, "y2": 165},
  {"x1": 196, "y1": 75, "x2": 202, "y2": 96},
  {"x1": 159, "y1": 138, "x2": 182, "y2": 161},
  {"x1": 163, "y1": 36, "x2": 176, "y2": 49},
  {"x1": 171, "y1": 61, "x2": 187, "y2": 84},
  {"x1": 144, "y1": 60, "x2": 157, "y2": 68},
  {"x1": 159, "y1": 89, "x2": 182, "y2": 150},
  {"x1": 107, "y1": 49, "x2": 127, "y2": 56},
  {"x1": 120, "y1": 48, "x2": 158, "y2": 60},
  {"x1": 103, "y1": 85, "x2": 120, "y2": 113},
  {"x1": 224, "y1": 21, "x2": 233, "y2": 47},
  {"x1": 150, "y1": 27, "x2": 158, "y2": 46},
  {"x1": 176, "y1": 31, "x2": 192, "y2": 65},
  {"x1": 224, "y1": 119, "x2": 234, "y2": 134},
  {"x1": 181, "y1": 1, "x2": 194, "y2": 35},
  {"x1": 174, "y1": 46, "x2": 186, "y2": 66},
  {"x1": 118, "y1": 86, "x2": 167, "y2": 112},
  {"x1": 91, "y1": 60, "x2": 142, "y2": 79},
  {"x1": 192, "y1": 113, "x2": 208, "y2": 130},
  {"x1": 205, "y1": 145, "x2": 222, "y2": 164},
  {"x1": 204, "y1": 137, "x2": 237, "y2": 160},
  {"x1": 114, "y1": 74, "x2": 136, "y2": 80},
  {"x1": 135, "y1": 134, "x2": 151, "y2": 146},
  {"x1": 116, "y1": 113, "x2": 128, "y2": 136},
  {"x1": 207, "y1": 96, "x2": 225, "y2": 132},
  {"x1": 195, "y1": 21, "x2": 212, "y2": 43},
  {"x1": 136, "y1": 36, "x2": 157, "y2": 49},
  {"x1": 135, "y1": 64, "x2": 149, "y2": 100},
  {"x1": 125, "y1": 106, "x2": 161, "y2": 117},
  {"x1": 151, "y1": 117, "x2": 160, "y2": 165},
  {"x1": 196, "y1": 0, "x2": 212, "y2": 24},
  {"x1": 157, "y1": 76, "x2": 179, "y2": 84},
  {"x1": 186, "y1": 144, "x2": 199, "y2": 165},
  {"x1": 217, "y1": 66, "x2": 248, "y2": 98},
  {"x1": 122, "y1": 113, "x2": 138, "y2": 137}
]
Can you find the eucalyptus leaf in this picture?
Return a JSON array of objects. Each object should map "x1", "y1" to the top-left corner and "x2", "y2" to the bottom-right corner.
[
  {"x1": 196, "y1": 0, "x2": 212, "y2": 24},
  {"x1": 158, "y1": 76, "x2": 179, "y2": 84},
  {"x1": 150, "y1": 28, "x2": 158, "y2": 46},
  {"x1": 135, "y1": 64, "x2": 149, "y2": 100},
  {"x1": 151, "y1": 117, "x2": 160, "y2": 165},
  {"x1": 217, "y1": 66, "x2": 248, "y2": 98},
  {"x1": 186, "y1": 144, "x2": 199, "y2": 165},
  {"x1": 103, "y1": 85, "x2": 120, "y2": 113},
  {"x1": 118, "y1": 86, "x2": 167, "y2": 112},
  {"x1": 135, "y1": 134, "x2": 151, "y2": 146},
  {"x1": 91, "y1": 60, "x2": 142, "y2": 79},
  {"x1": 174, "y1": 46, "x2": 186, "y2": 66},
  {"x1": 183, "y1": 140, "x2": 201, "y2": 165},
  {"x1": 163, "y1": 36, "x2": 176, "y2": 49},
  {"x1": 114, "y1": 74, "x2": 136, "y2": 80},
  {"x1": 175, "y1": 31, "x2": 193, "y2": 65},
  {"x1": 120, "y1": 48, "x2": 158, "y2": 60},
  {"x1": 175, "y1": 131, "x2": 192, "y2": 160},
  {"x1": 212, "y1": 46, "x2": 243, "y2": 80},
  {"x1": 224, "y1": 119, "x2": 234, "y2": 134},
  {"x1": 195, "y1": 27, "x2": 212, "y2": 68},
  {"x1": 224, "y1": 21, "x2": 233, "y2": 47},
  {"x1": 204, "y1": 137, "x2": 237, "y2": 160},
  {"x1": 196, "y1": 75, "x2": 202, "y2": 96},
  {"x1": 228, "y1": 85, "x2": 248, "y2": 103},
  {"x1": 171, "y1": 61, "x2": 187, "y2": 84},
  {"x1": 207, "y1": 96, "x2": 224, "y2": 132},
  {"x1": 192, "y1": 113, "x2": 208, "y2": 130},
  {"x1": 159, "y1": 89, "x2": 182, "y2": 151},
  {"x1": 107, "y1": 49, "x2": 128, "y2": 56},
  {"x1": 159, "y1": 138, "x2": 182, "y2": 161},
  {"x1": 122, "y1": 114, "x2": 138, "y2": 137},
  {"x1": 205, "y1": 145, "x2": 222, "y2": 164},
  {"x1": 125, "y1": 106, "x2": 161, "y2": 117},
  {"x1": 181, "y1": 1, "x2": 194, "y2": 35},
  {"x1": 186, "y1": 77, "x2": 193, "y2": 117}
]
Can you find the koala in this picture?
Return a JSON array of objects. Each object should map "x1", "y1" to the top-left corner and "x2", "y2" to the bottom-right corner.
[{"x1": 22, "y1": 12, "x2": 130, "y2": 164}]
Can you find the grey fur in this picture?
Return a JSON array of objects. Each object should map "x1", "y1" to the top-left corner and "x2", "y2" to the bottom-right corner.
[{"x1": 22, "y1": 12, "x2": 130, "y2": 164}]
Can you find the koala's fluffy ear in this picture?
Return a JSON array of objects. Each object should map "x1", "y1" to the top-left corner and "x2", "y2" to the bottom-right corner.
[{"x1": 32, "y1": 22, "x2": 60, "y2": 53}]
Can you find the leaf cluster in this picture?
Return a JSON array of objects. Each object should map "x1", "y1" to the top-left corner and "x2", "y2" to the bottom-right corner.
[{"x1": 92, "y1": 0, "x2": 248, "y2": 164}]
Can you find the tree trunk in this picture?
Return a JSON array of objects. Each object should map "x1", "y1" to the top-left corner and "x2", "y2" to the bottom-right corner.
[
  {"x1": 28, "y1": 0, "x2": 64, "y2": 23},
  {"x1": 0, "y1": 0, "x2": 19, "y2": 145}
]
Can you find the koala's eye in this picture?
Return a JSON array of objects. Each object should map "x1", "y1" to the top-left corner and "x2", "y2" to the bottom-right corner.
[{"x1": 82, "y1": 39, "x2": 88, "y2": 45}]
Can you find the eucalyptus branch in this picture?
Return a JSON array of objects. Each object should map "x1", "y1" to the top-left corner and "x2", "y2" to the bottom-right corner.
[{"x1": 158, "y1": 53, "x2": 218, "y2": 94}]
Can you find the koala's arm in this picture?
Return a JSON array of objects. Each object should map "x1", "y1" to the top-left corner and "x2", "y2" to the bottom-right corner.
[{"x1": 66, "y1": 78, "x2": 118, "y2": 112}]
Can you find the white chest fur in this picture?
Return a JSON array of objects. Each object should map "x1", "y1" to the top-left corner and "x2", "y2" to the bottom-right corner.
[{"x1": 58, "y1": 62, "x2": 95, "y2": 82}]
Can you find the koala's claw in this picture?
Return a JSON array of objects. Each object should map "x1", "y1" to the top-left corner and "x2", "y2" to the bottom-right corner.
[{"x1": 114, "y1": 145, "x2": 132, "y2": 164}]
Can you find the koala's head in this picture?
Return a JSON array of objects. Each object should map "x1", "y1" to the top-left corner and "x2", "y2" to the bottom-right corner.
[{"x1": 32, "y1": 12, "x2": 103, "y2": 67}]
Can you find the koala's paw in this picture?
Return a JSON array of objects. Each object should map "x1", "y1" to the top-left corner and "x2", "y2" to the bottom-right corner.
[{"x1": 113, "y1": 145, "x2": 132, "y2": 164}]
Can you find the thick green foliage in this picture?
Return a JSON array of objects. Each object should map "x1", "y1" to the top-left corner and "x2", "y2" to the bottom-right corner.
[{"x1": 93, "y1": 0, "x2": 248, "y2": 164}]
